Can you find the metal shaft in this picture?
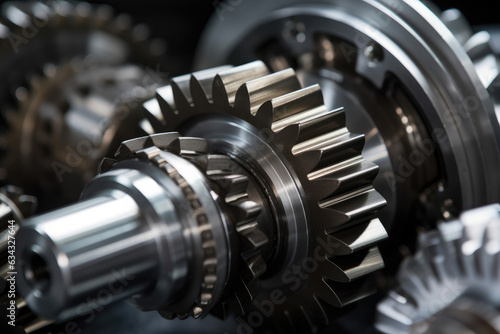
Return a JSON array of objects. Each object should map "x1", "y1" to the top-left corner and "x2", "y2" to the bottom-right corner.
[{"x1": 16, "y1": 163, "x2": 192, "y2": 321}]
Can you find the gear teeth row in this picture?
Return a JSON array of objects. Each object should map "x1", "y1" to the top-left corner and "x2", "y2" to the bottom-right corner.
[
  {"x1": 143, "y1": 61, "x2": 387, "y2": 328},
  {"x1": 376, "y1": 204, "x2": 500, "y2": 334},
  {"x1": 100, "y1": 132, "x2": 268, "y2": 321},
  {"x1": 199, "y1": 154, "x2": 268, "y2": 318},
  {"x1": 101, "y1": 133, "x2": 215, "y2": 318},
  {"x1": 0, "y1": 1, "x2": 165, "y2": 57}
]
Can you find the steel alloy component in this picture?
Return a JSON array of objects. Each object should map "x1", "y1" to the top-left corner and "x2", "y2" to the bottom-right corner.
[
  {"x1": 3, "y1": 61, "x2": 160, "y2": 206},
  {"x1": 16, "y1": 132, "x2": 265, "y2": 321},
  {"x1": 17, "y1": 63, "x2": 387, "y2": 333},
  {"x1": 140, "y1": 61, "x2": 387, "y2": 331},
  {"x1": 194, "y1": 0, "x2": 500, "y2": 230},
  {"x1": 0, "y1": 0, "x2": 167, "y2": 203},
  {"x1": 376, "y1": 204, "x2": 500, "y2": 334},
  {"x1": 0, "y1": 187, "x2": 48, "y2": 334}
]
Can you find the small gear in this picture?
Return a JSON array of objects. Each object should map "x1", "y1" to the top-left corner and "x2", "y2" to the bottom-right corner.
[
  {"x1": 98, "y1": 132, "x2": 267, "y2": 319},
  {"x1": 376, "y1": 204, "x2": 500, "y2": 334},
  {"x1": 2, "y1": 60, "x2": 160, "y2": 208},
  {"x1": 142, "y1": 61, "x2": 387, "y2": 331}
]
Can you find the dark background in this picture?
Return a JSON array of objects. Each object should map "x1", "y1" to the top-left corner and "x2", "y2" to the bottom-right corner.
[{"x1": 80, "y1": 0, "x2": 500, "y2": 74}]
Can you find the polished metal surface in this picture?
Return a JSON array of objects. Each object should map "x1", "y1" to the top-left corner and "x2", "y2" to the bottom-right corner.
[
  {"x1": 195, "y1": 0, "x2": 500, "y2": 229},
  {"x1": 141, "y1": 61, "x2": 387, "y2": 331},
  {"x1": 376, "y1": 204, "x2": 500, "y2": 334},
  {"x1": 16, "y1": 62, "x2": 386, "y2": 333}
]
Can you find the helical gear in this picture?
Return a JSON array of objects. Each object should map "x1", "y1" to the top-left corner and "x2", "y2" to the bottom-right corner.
[
  {"x1": 141, "y1": 61, "x2": 388, "y2": 331},
  {"x1": 2, "y1": 60, "x2": 160, "y2": 207},
  {"x1": 376, "y1": 204, "x2": 500, "y2": 334},
  {"x1": 98, "y1": 132, "x2": 267, "y2": 320},
  {"x1": 0, "y1": 0, "x2": 167, "y2": 202}
]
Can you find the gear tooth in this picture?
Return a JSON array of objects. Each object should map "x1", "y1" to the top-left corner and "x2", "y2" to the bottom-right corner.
[
  {"x1": 213, "y1": 61, "x2": 270, "y2": 106},
  {"x1": 234, "y1": 69, "x2": 302, "y2": 116},
  {"x1": 273, "y1": 123, "x2": 301, "y2": 153},
  {"x1": 272, "y1": 85, "x2": 324, "y2": 122},
  {"x1": 440, "y1": 9, "x2": 473, "y2": 46},
  {"x1": 156, "y1": 85, "x2": 179, "y2": 123},
  {"x1": 205, "y1": 155, "x2": 233, "y2": 175},
  {"x1": 238, "y1": 224, "x2": 269, "y2": 255},
  {"x1": 253, "y1": 100, "x2": 275, "y2": 128},
  {"x1": 179, "y1": 137, "x2": 208, "y2": 155},
  {"x1": 97, "y1": 157, "x2": 116, "y2": 174},
  {"x1": 293, "y1": 132, "x2": 366, "y2": 173},
  {"x1": 3, "y1": 4, "x2": 31, "y2": 28},
  {"x1": 190, "y1": 65, "x2": 233, "y2": 105},
  {"x1": 144, "y1": 97, "x2": 166, "y2": 130},
  {"x1": 320, "y1": 275, "x2": 377, "y2": 307},
  {"x1": 149, "y1": 132, "x2": 181, "y2": 150},
  {"x1": 220, "y1": 174, "x2": 248, "y2": 199},
  {"x1": 308, "y1": 160, "x2": 380, "y2": 200},
  {"x1": 329, "y1": 219, "x2": 388, "y2": 255},
  {"x1": 290, "y1": 148, "x2": 323, "y2": 175},
  {"x1": 325, "y1": 246, "x2": 384, "y2": 282},
  {"x1": 318, "y1": 188, "x2": 386, "y2": 231},
  {"x1": 114, "y1": 135, "x2": 151, "y2": 159},
  {"x1": 464, "y1": 31, "x2": 494, "y2": 60},
  {"x1": 233, "y1": 200, "x2": 261, "y2": 222},
  {"x1": 171, "y1": 76, "x2": 194, "y2": 113}
]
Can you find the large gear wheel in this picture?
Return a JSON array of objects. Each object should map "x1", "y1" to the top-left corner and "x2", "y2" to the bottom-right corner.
[
  {"x1": 141, "y1": 60, "x2": 388, "y2": 331},
  {"x1": 15, "y1": 62, "x2": 387, "y2": 334},
  {"x1": 376, "y1": 204, "x2": 500, "y2": 334}
]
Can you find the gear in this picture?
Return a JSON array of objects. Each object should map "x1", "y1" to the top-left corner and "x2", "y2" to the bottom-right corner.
[
  {"x1": 98, "y1": 133, "x2": 267, "y2": 319},
  {"x1": 14, "y1": 62, "x2": 386, "y2": 334},
  {"x1": 2, "y1": 60, "x2": 161, "y2": 208},
  {"x1": 0, "y1": 1, "x2": 168, "y2": 206},
  {"x1": 376, "y1": 204, "x2": 500, "y2": 334},
  {"x1": 141, "y1": 61, "x2": 387, "y2": 331}
]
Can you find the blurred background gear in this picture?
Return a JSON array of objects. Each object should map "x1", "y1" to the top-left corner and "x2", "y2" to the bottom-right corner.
[
  {"x1": 376, "y1": 204, "x2": 500, "y2": 334},
  {"x1": 0, "y1": 0, "x2": 168, "y2": 209}
]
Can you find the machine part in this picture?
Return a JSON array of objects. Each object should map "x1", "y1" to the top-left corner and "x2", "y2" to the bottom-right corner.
[
  {"x1": 0, "y1": 186, "x2": 48, "y2": 334},
  {"x1": 2, "y1": 61, "x2": 160, "y2": 207},
  {"x1": 194, "y1": 0, "x2": 500, "y2": 231},
  {"x1": 0, "y1": 0, "x2": 168, "y2": 201},
  {"x1": 16, "y1": 63, "x2": 387, "y2": 333},
  {"x1": 376, "y1": 204, "x2": 500, "y2": 334}
]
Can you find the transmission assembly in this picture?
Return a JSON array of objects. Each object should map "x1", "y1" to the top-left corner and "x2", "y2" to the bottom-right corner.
[{"x1": 1, "y1": 1, "x2": 500, "y2": 334}]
